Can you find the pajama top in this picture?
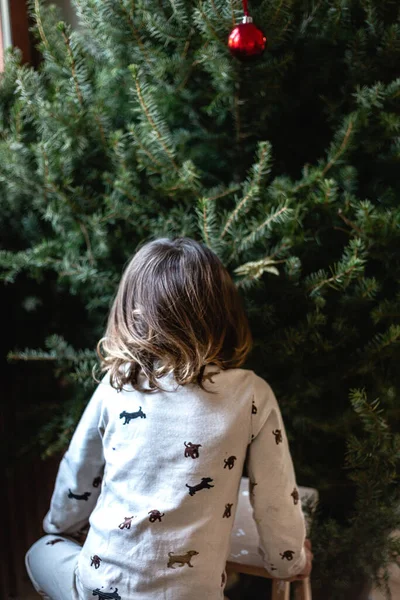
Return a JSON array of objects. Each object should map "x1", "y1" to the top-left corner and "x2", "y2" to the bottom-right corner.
[{"x1": 43, "y1": 365, "x2": 307, "y2": 600}]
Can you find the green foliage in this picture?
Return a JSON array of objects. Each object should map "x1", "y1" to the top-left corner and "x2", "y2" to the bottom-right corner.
[
  {"x1": 1, "y1": 0, "x2": 399, "y2": 597},
  {"x1": 310, "y1": 389, "x2": 400, "y2": 599}
]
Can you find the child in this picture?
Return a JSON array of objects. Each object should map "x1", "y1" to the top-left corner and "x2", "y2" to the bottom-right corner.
[{"x1": 25, "y1": 237, "x2": 313, "y2": 600}]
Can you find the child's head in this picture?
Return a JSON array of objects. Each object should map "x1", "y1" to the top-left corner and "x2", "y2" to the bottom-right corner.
[{"x1": 97, "y1": 237, "x2": 252, "y2": 392}]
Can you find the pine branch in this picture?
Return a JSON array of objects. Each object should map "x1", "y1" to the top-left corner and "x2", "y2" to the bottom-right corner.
[
  {"x1": 129, "y1": 65, "x2": 179, "y2": 171},
  {"x1": 58, "y1": 23, "x2": 84, "y2": 106},
  {"x1": 237, "y1": 203, "x2": 292, "y2": 253},
  {"x1": 118, "y1": 0, "x2": 153, "y2": 68},
  {"x1": 220, "y1": 142, "x2": 273, "y2": 240},
  {"x1": 196, "y1": 193, "x2": 223, "y2": 255},
  {"x1": 234, "y1": 256, "x2": 284, "y2": 289},
  {"x1": 195, "y1": 1, "x2": 226, "y2": 45},
  {"x1": 305, "y1": 238, "x2": 367, "y2": 298},
  {"x1": 322, "y1": 117, "x2": 355, "y2": 177}
]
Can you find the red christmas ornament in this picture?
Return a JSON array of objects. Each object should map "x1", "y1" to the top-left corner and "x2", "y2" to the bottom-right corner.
[{"x1": 228, "y1": 0, "x2": 267, "y2": 61}]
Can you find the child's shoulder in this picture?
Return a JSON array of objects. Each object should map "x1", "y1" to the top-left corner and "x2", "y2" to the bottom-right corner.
[
  {"x1": 233, "y1": 368, "x2": 278, "y2": 416},
  {"x1": 249, "y1": 370, "x2": 276, "y2": 398},
  {"x1": 205, "y1": 365, "x2": 254, "y2": 387},
  {"x1": 218, "y1": 367, "x2": 276, "y2": 403},
  {"x1": 222, "y1": 366, "x2": 273, "y2": 391},
  {"x1": 241, "y1": 370, "x2": 280, "y2": 438},
  {"x1": 96, "y1": 365, "x2": 275, "y2": 405}
]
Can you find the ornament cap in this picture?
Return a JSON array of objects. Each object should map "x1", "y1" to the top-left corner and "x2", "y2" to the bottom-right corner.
[{"x1": 242, "y1": 15, "x2": 253, "y2": 24}]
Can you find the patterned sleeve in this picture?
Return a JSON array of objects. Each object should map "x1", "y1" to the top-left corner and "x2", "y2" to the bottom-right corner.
[
  {"x1": 42, "y1": 374, "x2": 109, "y2": 535},
  {"x1": 246, "y1": 373, "x2": 307, "y2": 579}
]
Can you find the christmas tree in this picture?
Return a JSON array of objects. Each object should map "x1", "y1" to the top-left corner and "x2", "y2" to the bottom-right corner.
[{"x1": 1, "y1": 1, "x2": 400, "y2": 598}]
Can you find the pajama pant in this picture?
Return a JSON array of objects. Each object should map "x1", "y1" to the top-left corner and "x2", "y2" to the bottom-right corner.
[{"x1": 25, "y1": 535, "x2": 82, "y2": 600}]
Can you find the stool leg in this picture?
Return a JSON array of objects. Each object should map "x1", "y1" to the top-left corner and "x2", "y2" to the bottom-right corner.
[
  {"x1": 293, "y1": 577, "x2": 312, "y2": 600},
  {"x1": 271, "y1": 579, "x2": 290, "y2": 600}
]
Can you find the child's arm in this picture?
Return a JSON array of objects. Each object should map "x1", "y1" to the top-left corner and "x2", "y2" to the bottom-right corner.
[
  {"x1": 246, "y1": 374, "x2": 307, "y2": 579},
  {"x1": 43, "y1": 375, "x2": 108, "y2": 536}
]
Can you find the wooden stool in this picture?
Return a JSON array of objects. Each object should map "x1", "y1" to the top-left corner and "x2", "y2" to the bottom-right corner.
[{"x1": 226, "y1": 476, "x2": 318, "y2": 600}]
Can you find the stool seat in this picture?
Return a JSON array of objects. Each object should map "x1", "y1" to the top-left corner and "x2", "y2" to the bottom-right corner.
[{"x1": 226, "y1": 477, "x2": 318, "y2": 600}]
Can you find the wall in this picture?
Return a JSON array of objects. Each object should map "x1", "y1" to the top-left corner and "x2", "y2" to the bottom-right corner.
[{"x1": 0, "y1": 8, "x2": 3, "y2": 71}]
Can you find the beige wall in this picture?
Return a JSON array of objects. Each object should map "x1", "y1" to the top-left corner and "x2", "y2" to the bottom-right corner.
[{"x1": 0, "y1": 9, "x2": 4, "y2": 72}]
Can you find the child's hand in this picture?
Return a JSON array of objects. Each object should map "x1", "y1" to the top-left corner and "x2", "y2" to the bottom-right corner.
[{"x1": 279, "y1": 539, "x2": 314, "y2": 582}]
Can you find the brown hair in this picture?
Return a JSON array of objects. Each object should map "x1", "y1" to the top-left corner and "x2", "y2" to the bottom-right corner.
[{"x1": 96, "y1": 237, "x2": 252, "y2": 392}]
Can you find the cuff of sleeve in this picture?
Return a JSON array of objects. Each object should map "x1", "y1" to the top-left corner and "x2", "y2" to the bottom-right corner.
[
  {"x1": 287, "y1": 546, "x2": 307, "y2": 577},
  {"x1": 260, "y1": 545, "x2": 307, "y2": 579},
  {"x1": 43, "y1": 511, "x2": 61, "y2": 534},
  {"x1": 43, "y1": 510, "x2": 88, "y2": 537}
]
